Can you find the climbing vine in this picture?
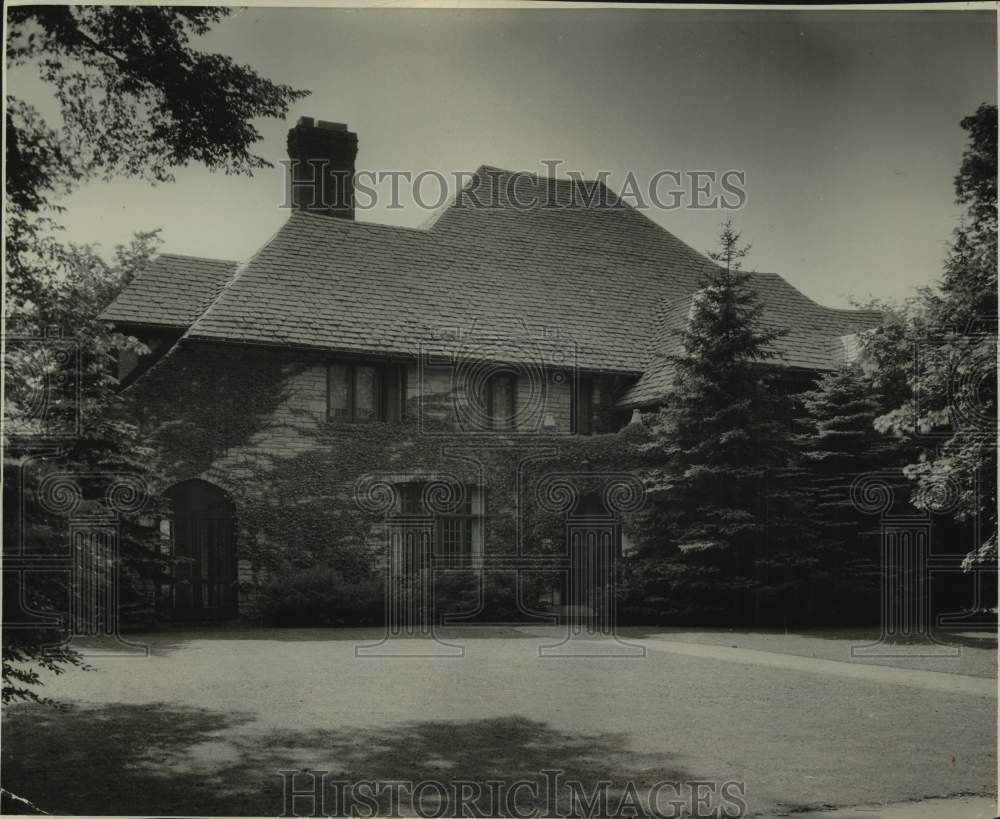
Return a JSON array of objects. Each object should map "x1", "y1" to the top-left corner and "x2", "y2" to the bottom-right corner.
[{"x1": 130, "y1": 343, "x2": 651, "y2": 621}]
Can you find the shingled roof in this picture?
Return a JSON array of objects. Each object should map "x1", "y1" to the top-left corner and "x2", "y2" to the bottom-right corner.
[
  {"x1": 102, "y1": 166, "x2": 881, "y2": 407},
  {"x1": 181, "y1": 168, "x2": 717, "y2": 373},
  {"x1": 99, "y1": 254, "x2": 237, "y2": 329},
  {"x1": 619, "y1": 274, "x2": 882, "y2": 406}
]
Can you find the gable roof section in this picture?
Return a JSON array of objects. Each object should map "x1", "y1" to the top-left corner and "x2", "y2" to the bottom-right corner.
[
  {"x1": 107, "y1": 166, "x2": 882, "y2": 407},
  {"x1": 185, "y1": 167, "x2": 718, "y2": 373},
  {"x1": 100, "y1": 254, "x2": 238, "y2": 329},
  {"x1": 619, "y1": 273, "x2": 882, "y2": 406}
]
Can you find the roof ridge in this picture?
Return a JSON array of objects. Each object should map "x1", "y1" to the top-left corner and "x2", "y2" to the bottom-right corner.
[
  {"x1": 472, "y1": 163, "x2": 617, "y2": 189},
  {"x1": 287, "y1": 209, "x2": 433, "y2": 235},
  {"x1": 155, "y1": 252, "x2": 238, "y2": 266}
]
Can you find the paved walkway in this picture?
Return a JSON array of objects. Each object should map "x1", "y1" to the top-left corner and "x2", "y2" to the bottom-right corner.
[
  {"x1": 639, "y1": 636, "x2": 997, "y2": 697},
  {"x1": 774, "y1": 795, "x2": 996, "y2": 818}
]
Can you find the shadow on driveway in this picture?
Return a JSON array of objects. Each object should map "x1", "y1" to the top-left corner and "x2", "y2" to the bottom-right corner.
[
  {"x1": 3, "y1": 702, "x2": 693, "y2": 816},
  {"x1": 102, "y1": 624, "x2": 545, "y2": 657}
]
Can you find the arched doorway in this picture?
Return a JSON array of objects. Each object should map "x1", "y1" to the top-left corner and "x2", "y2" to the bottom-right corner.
[{"x1": 165, "y1": 479, "x2": 237, "y2": 620}]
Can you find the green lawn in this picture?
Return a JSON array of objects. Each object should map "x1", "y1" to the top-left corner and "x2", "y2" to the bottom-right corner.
[{"x1": 2, "y1": 627, "x2": 995, "y2": 817}]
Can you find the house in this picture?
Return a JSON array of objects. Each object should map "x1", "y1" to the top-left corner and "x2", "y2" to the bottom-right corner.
[{"x1": 100, "y1": 116, "x2": 881, "y2": 622}]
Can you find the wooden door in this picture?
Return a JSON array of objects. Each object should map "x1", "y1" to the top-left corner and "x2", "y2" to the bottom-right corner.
[{"x1": 167, "y1": 481, "x2": 238, "y2": 620}]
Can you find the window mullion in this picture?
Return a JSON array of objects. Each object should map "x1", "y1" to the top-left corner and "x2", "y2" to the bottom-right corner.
[
  {"x1": 400, "y1": 366, "x2": 408, "y2": 421},
  {"x1": 510, "y1": 375, "x2": 518, "y2": 430},
  {"x1": 486, "y1": 376, "x2": 495, "y2": 431},
  {"x1": 349, "y1": 364, "x2": 356, "y2": 422},
  {"x1": 377, "y1": 365, "x2": 385, "y2": 421}
]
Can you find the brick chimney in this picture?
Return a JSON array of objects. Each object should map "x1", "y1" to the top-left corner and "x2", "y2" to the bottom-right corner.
[{"x1": 286, "y1": 117, "x2": 358, "y2": 219}]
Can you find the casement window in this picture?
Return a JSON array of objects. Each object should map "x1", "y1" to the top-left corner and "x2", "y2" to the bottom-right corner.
[
  {"x1": 398, "y1": 482, "x2": 478, "y2": 566},
  {"x1": 484, "y1": 372, "x2": 517, "y2": 431},
  {"x1": 572, "y1": 376, "x2": 594, "y2": 435},
  {"x1": 327, "y1": 362, "x2": 406, "y2": 422}
]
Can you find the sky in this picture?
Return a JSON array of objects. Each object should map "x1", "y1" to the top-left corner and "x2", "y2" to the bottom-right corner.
[{"x1": 8, "y1": 6, "x2": 997, "y2": 308}]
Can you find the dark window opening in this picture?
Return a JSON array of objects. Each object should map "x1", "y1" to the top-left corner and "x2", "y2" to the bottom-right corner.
[
  {"x1": 110, "y1": 332, "x2": 179, "y2": 390},
  {"x1": 328, "y1": 362, "x2": 407, "y2": 422},
  {"x1": 572, "y1": 376, "x2": 594, "y2": 435},
  {"x1": 485, "y1": 372, "x2": 517, "y2": 431},
  {"x1": 115, "y1": 347, "x2": 140, "y2": 383}
]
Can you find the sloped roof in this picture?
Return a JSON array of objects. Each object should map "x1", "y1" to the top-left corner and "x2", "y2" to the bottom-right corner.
[
  {"x1": 619, "y1": 274, "x2": 882, "y2": 406},
  {"x1": 184, "y1": 168, "x2": 716, "y2": 373},
  {"x1": 103, "y1": 166, "x2": 881, "y2": 407},
  {"x1": 99, "y1": 254, "x2": 237, "y2": 329}
]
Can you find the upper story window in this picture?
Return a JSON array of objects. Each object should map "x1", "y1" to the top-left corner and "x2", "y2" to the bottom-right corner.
[
  {"x1": 572, "y1": 376, "x2": 594, "y2": 435},
  {"x1": 327, "y1": 361, "x2": 406, "y2": 422},
  {"x1": 485, "y1": 372, "x2": 517, "y2": 431}
]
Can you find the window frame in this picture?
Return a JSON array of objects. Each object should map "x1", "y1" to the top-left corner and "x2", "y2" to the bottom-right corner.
[
  {"x1": 572, "y1": 375, "x2": 594, "y2": 435},
  {"x1": 326, "y1": 360, "x2": 407, "y2": 423},
  {"x1": 436, "y1": 511, "x2": 475, "y2": 565},
  {"x1": 397, "y1": 482, "x2": 478, "y2": 566},
  {"x1": 485, "y1": 372, "x2": 518, "y2": 431}
]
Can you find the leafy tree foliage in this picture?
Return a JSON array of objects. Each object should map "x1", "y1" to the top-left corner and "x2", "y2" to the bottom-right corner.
[
  {"x1": 5, "y1": 5, "x2": 309, "y2": 308},
  {"x1": 633, "y1": 223, "x2": 811, "y2": 623},
  {"x1": 4, "y1": 235, "x2": 169, "y2": 703},
  {"x1": 4, "y1": 5, "x2": 307, "y2": 704},
  {"x1": 861, "y1": 104, "x2": 997, "y2": 573}
]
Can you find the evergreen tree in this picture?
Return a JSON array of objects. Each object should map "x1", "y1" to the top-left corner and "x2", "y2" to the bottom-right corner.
[
  {"x1": 635, "y1": 222, "x2": 810, "y2": 624},
  {"x1": 799, "y1": 365, "x2": 910, "y2": 622}
]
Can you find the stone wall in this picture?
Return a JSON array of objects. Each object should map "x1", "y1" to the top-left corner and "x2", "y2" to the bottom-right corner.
[{"x1": 127, "y1": 340, "x2": 627, "y2": 618}]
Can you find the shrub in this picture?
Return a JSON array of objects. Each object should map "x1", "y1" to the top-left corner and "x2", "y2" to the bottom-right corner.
[
  {"x1": 389, "y1": 568, "x2": 547, "y2": 624},
  {"x1": 425, "y1": 569, "x2": 548, "y2": 623},
  {"x1": 259, "y1": 565, "x2": 556, "y2": 627},
  {"x1": 259, "y1": 567, "x2": 384, "y2": 626}
]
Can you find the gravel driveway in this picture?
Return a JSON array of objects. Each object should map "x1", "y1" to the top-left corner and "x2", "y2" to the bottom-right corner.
[{"x1": 3, "y1": 627, "x2": 995, "y2": 816}]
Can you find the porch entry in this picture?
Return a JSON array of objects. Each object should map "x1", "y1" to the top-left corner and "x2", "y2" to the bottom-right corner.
[{"x1": 165, "y1": 479, "x2": 238, "y2": 619}]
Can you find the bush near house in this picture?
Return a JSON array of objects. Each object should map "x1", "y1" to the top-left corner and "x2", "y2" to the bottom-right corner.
[
  {"x1": 424, "y1": 570, "x2": 554, "y2": 623},
  {"x1": 259, "y1": 568, "x2": 385, "y2": 626},
  {"x1": 259, "y1": 566, "x2": 560, "y2": 627}
]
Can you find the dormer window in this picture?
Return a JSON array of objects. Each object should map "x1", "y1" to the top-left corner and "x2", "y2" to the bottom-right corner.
[{"x1": 327, "y1": 361, "x2": 406, "y2": 422}]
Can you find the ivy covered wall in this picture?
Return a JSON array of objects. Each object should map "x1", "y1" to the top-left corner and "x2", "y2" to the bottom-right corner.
[{"x1": 126, "y1": 340, "x2": 646, "y2": 618}]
